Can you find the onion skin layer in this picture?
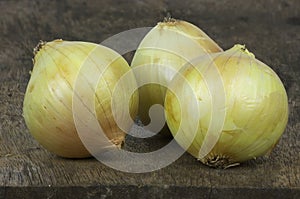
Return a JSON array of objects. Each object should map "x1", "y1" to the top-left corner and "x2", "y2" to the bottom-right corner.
[
  {"x1": 23, "y1": 40, "x2": 138, "y2": 158},
  {"x1": 131, "y1": 19, "x2": 223, "y2": 132},
  {"x1": 165, "y1": 44, "x2": 289, "y2": 168}
]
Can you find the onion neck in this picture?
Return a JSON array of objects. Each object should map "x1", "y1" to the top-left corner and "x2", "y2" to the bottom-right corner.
[
  {"x1": 33, "y1": 40, "x2": 47, "y2": 57},
  {"x1": 231, "y1": 44, "x2": 255, "y2": 58},
  {"x1": 162, "y1": 15, "x2": 177, "y2": 23},
  {"x1": 33, "y1": 39, "x2": 64, "y2": 64}
]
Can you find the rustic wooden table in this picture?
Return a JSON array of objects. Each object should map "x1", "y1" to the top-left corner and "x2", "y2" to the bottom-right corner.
[{"x1": 0, "y1": 0, "x2": 299, "y2": 198}]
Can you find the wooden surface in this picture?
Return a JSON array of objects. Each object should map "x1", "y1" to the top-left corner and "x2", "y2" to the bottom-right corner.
[{"x1": 0, "y1": 0, "x2": 299, "y2": 198}]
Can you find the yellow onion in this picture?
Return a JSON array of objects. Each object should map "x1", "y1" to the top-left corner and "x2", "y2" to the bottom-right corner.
[
  {"x1": 23, "y1": 39, "x2": 138, "y2": 158},
  {"x1": 131, "y1": 18, "x2": 223, "y2": 132},
  {"x1": 165, "y1": 44, "x2": 289, "y2": 168}
]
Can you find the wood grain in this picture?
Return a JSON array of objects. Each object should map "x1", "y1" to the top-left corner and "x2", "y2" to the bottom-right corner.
[{"x1": 0, "y1": 0, "x2": 299, "y2": 198}]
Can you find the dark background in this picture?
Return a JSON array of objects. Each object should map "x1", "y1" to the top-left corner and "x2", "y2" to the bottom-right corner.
[{"x1": 0, "y1": 0, "x2": 299, "y2": 198}]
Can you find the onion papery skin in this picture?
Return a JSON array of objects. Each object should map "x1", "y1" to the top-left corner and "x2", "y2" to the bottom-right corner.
[
  {"x1": 131, "y1": 19, "x2": 223, "y2": 132},
  {"x1": 23, "y1": 40, "x2": 138, "y2": 158},
  {"x1": 165, "y1": 44, "x2": 289, "y2": 168}
]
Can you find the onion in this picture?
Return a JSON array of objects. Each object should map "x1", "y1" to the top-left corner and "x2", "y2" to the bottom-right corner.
[
  {"x1": 131, "y1": 18, "x2": 222, "y2": 133},
  {"x1": 165, "y1": 44, "x2": 289, "y2": 168},
  {"x1": 23, "y1": 39, "x2": 138, "y2": 158}
]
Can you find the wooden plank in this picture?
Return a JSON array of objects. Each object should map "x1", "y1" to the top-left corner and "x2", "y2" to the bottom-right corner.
[{"x1": 0, "y1": 0, "x2": 299, "y2": 198}]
